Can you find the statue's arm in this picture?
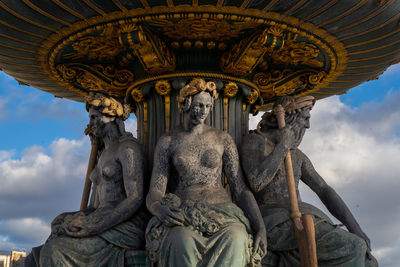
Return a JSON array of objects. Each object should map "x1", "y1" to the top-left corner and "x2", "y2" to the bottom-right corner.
[
  {"x1": 65, "y1": 141, "x2": 146, "y2": 237},
  {"x1": 146, "y1": 135, "x2": 170, "y2": 211},
  {"x1": 240, "y1": 133, "x2": 287, "y2": 192},
  {"x1": 223, "y1": 133, "x2": 267, "y2": 256},
  {"x1": 102, "y1": 142, "x2": 145, "y2": 224},
  {"x1": 299, "y1": 150, "x2": 371, "y2": 249},
  {"x1": 146, "y1": 135, "x2": 184, "y2": 226}
]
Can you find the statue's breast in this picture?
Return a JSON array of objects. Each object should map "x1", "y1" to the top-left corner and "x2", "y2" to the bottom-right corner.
[
  {"x1": 173, "y1": 145, "x2": 222, "y2": 171},
  {"x1": 200, "y1": 149, "x2": 220, "y2": 169},
  {"x1": 101, "y1": 160, "x2": 122, "y2": 182},
  {"x1": 173, "y1": 151, "x2": 197, "y2": 172}
]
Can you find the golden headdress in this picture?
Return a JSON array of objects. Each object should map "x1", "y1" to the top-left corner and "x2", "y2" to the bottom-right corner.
[
  {"x1": 85, "y1": 93, "x2": 130, "y2": 120},
  {"x1": 177, "y1": 78, "x2": 219, "y2": 111}
]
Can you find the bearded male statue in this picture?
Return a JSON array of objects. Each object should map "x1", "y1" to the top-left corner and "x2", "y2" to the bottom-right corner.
[{"x1": 240, "y1": 96, "x2": 378, "y2": 267}]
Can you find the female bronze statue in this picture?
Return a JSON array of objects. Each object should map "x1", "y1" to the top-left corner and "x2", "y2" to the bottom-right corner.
[
  {"x1": 38, "y1": 94, "x2": 148, "y2": 266},
  {"x1": 240, "y1": 96, "x2": 378, "y2": 266},
  {"x1": 146, "y1": 79, "x2": 267, "y2": 267}
]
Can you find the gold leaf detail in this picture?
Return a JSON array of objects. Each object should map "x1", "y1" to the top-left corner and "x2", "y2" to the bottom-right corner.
[
  {"x1": 131, "y1": 89, "x2": 144, "y2": 102},
  {"x1": 223, "y1": 82, "x2": 239, "y2": 98},
  {"x1": 155, "y1": 80, "x2": 172, "y2": 96},
  {"x1": 149, "y1": 18, "x2": 260, "y2": 41}
]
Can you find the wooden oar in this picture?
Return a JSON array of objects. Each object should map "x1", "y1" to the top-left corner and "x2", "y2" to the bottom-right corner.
[
  {"x1": 80, "y1": 128, "x2": 99, "y2": 211},
  {"x1": 274, "y1": 104, "x2": 318, "y2": 267}
]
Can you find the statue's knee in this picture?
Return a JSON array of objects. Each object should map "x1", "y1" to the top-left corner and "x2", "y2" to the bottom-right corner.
[
  {"x1": 224, "y1": 224, "x2": 249, "y2": 244},
  {"x1": 168, "y1": 227, "x2": 197, "y2": 250}
]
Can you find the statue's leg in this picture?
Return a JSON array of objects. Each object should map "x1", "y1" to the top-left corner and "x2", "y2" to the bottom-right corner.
[
  {"x1": 203, "y1": 223, "x2": 250, "y2": 267},
  {"x1": 159, "y1": 226, "x2": 205, "y2": 266},
  {"x1": 316, "y1": 221, "x2": 372, "y2": 267},
  {"x1": 39, "y1": 235, "x2": 122, "y2": 267}
]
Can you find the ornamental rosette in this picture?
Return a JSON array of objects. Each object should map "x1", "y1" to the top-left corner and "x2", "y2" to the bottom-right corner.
[
  {"x1": 223, "y1": 82, "x2": 239, "y2": 98},
  {"x1": 155, "y1": 80, "x2": 172, "y2": 96},
  {"x1": 131, "y1": 89, "x2": 144, "y2": 102}
]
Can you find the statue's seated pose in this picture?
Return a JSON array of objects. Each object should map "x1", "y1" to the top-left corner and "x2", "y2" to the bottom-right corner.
[
  {"x1": 36, "y1": 94, "x2": 148, "y2": 266},
  {"x1": 240, "y1": 96, "x2": 378, "y2": 267},
  {"x1": 146, "y1": 79, "x2": 267, "y2": 267}
]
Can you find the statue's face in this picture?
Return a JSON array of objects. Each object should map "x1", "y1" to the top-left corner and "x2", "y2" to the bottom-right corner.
[
  {"x1": 88, "y1": 106, "x2": 114, "y2": 138},
  {"x1": 189, "y1": 92, "x2": 213, "y2": 125}
]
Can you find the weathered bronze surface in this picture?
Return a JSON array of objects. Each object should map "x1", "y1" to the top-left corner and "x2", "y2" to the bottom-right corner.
[
  {"x1": 146, "y1": 79, "x2": 267, "y2": 266},
  {"x1": 24, "y1": 94, "x2": 149, "y2": 266},
  {"x1": 240, "y1": 96, "x2": 378, "y2": 266}
]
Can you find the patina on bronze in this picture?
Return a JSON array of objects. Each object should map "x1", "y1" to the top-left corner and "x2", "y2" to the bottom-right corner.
[
  {"x1": 146, "y1": 79, "x2": 267, "y2": 266},
  {"x1": 240, "y1": 96, "x2": 378, "y2": 266},
  {"x1": 1, "y1": 1, "x2": 398, "y2": 266},
  {"x1": 24, "y1": 94, "x2": 149, "y2": 267}
]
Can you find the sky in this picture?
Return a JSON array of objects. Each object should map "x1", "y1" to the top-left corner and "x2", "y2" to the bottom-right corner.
[{"x1": 0, "y1": 64, "x2": 400, "y2": 266}]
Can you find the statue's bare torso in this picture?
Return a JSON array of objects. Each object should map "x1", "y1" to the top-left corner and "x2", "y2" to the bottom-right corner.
[{"x1": 158, "y1": 125, "x2": 235, "y2": 204}]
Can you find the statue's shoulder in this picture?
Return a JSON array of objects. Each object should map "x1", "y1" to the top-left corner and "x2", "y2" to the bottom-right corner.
[
  {"x1": 118, "y1": 135, "x2": 143, "y2": 153},
  {"x1": 241, "y1": 132, "x2": 268, "y2": 151}
]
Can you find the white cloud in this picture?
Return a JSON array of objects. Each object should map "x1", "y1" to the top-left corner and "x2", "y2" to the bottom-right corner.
[
  {"x1": 0, "y1": 138, "x2": 89, "y2": 197},
  {"x1": 0, "y1": 218, "x2": 50, "y2": 249},
  {"x1": 249, "y1": 94, "x2": 400, "y2": 265},
  {"x1": 381, "y1": 62, "x2": 400, "y2": 76},
  {"x1": 0, "y1": 136, "x2": 90, "y2": 252}
]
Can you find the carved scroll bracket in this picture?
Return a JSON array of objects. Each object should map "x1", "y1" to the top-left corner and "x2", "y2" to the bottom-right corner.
[{"x1": 56, "y1": 63, "x2": 134, "y2": 97}]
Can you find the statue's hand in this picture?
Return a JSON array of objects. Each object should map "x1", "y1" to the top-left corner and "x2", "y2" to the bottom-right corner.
[
  {"x1": 351, "y1": 227, "x2": 372, "y2": 257},
  {"x1": 63, "y1": 219, "x2": 99, "y2": 237},
  {"x1": 253, "y1": 229, "x2": 267, "y2": 258},
  {"x1": 278, "y1": 126, "x2": 295, "y2": 150},
  {"x1": 152, "y1": 204, "x2": 184, "y2": 227}
]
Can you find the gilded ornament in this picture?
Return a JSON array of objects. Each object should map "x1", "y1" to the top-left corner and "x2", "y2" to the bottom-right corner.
[
  {"x1": 56, "y1": 63, "x2": 134, "y2": 97},
  {"x1": 38, "y1": 10, "x2": 348, "y2": 100},
  {"x1": 85, "y1": 93, "x2": 129, "y2": 120},
  {"x1": 119, "y1": 25, "x2": 176, "y2": 74},
  {"x1": 171, "y1": 42, "x2": 180, "y2": 49},
  {"x1": 266, "y1": 35, "x2": 323, "y2": 68},
  {"x1": 253, "y1": 70, "x2": 326, "y2": 99},
  {"x1": 155, "y1": 80, "x2": 172, "y2": 96},
  {"x1": 148, "y1": 18, "x2": 260, "y2": 41},
  {"x1": 207, "y1": 41, "x2": 216, "y2": 50},
  {"x1": 131, "y1": 88, "x2": 144, "y2": 103},
  {"x1": 220, "y1": 28, "x2": 284, "y2": 77},
  {"x1": 194, "y1": 41, "x2": 204, "y2": 49},
  {"x1": 177, "y1": 78, "x2": 218, "y2": 111},
  {"x1": 66, "y1": 27, "x2": 124, "y2": 61},
  {"x1": 183, "y1": 41, "x2": 192, "y2": 49},
  {"x1": 246, "y1": 90, "x2": 260, "y2": 104},
  {"x1": 218, "y1": 43, "x2": 227, "y2": 50},
  {"x1": 223, "y1": 82, "x2": 239, "y2": 98}
]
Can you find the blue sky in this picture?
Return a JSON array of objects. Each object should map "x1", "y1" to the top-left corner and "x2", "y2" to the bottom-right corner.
[{"x1": 1, "y1": 64, "x2": 400, "y2": 266}]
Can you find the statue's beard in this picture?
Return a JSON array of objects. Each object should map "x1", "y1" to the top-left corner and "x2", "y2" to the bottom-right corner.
[{"x1": 291, "y1": 123, "x2": 306, "y2": 148}]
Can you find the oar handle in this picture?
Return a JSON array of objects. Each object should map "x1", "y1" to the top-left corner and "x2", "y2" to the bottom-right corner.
[
  {"x1": 274, "y1": 104, "x2": 303, "y2": 230},
  {"x1": 80, "y1": 139, "x2": 99, "y2": 211}
]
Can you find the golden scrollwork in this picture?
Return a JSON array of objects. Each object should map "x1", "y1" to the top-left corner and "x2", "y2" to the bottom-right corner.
[
  {"x1": 56, "y1": 63, "x2": 134, "y2": 97},
  {"x1": 65, "y1": 27, "x2": 124, "y2": 61},
  {"x1": 220, "y1": 27, "x2": 284, "y2": 77},
  {"x1": 246, "y1": 90, "x2": 260, "y2": 104},
  {"x1": 131, "y1": 88, "x2": 144, "y2": 102},
  {"x1": 266, "y1": 34, "x2": 324, "y2": 68},
  {"x1": 253, "y1": 69, "x2": 327, "y2": 98},
  {"x1": 38, "y1": 8, "x2": 348, "y2": 101},
  {"x1": 155, "y1": 80, "x2": 172, "y2": 96},
  {"x1": 147, "y1": 18, "x2": 260, "y2": 41},
  {"x1": 119, "y1": 25, "x2": 176, "y2": 74},
  {"x1": 223, "y1": 82, "x2": 239, "y2": 98}
]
